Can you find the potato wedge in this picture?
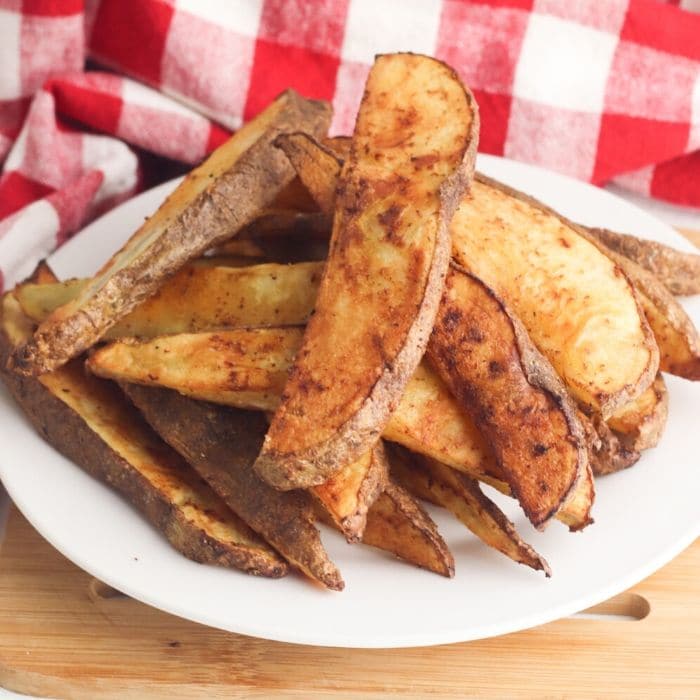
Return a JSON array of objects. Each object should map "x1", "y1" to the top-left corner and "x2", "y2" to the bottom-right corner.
[
  {"x1": 589, "y1": 228, "x2": 700, "y2": 297},
  {"x1": 0, "y1": 292, "x2": 287, "y2": 577},
  {"x1": 362, "y1": 480, "x2": 454, "y2": 577},
  {"x1": 586, "y1": 241, "x2": 700, "y2": 380},
  {"x1": 122, "y1": 384, "x2": 343, "y2": 590},
  {"x1": 16, "y1": 262, "x2": 322, "y2": 339},
  {"x1": 450, "y1": 175, "x2": 658, "y2": 418},
  {"x1": 607, "y1": 374, "x2": 668, "y2": 452},
  {"x1": 12, "y1": 91, "x2": 331, "y2": 375},
  {"x1": 275, "y1": 133, "x2": 343, "y2": 213},
  {"x1": 87, "y1": 328, "x2": 502, "y2": 484},
  {"x1": 256, "y1": 53, "x2": 480, "y2": 490},
  {"x1": 388, "y1": 447, "x2": 549, "y2": 575},
  {"x1": 313, "y1": 445, "x2": 388, "y2": 542},
  {"x1": 427, "y1": 266, "x2": 587, "y2": 528},
  {"x1": 238, "y1": 210, "x2": 332, "y2": 240}
]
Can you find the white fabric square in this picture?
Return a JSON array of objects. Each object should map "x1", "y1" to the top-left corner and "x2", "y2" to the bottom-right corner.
[
  {"x1": 0, "y1": 9, "x2": 21, "y2": 100},
  {"x1": 331, "y1": 60, "x2": 370, "y2": 135},
  {"x1": 174, "y1": 0, "x2": 263, "y2": 36},
  {"x1": 689, "y1": 71, "x2": 700, "y2": 149},
  {"x1": 122, "y1": 79, "x2": 200, "y2": 118},
  {"x1": 341, "y1": 0, "x2": 442, "y2": 65},
  {"x1": 513, "y1": 14, "x2": 617, "y2": 112},
  {"x1": 505, "y1": 98, "x2": 601, "y2": 181}
]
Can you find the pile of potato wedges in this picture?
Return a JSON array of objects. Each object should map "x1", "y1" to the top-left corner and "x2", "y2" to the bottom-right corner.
[{"x1": 2, "y1": 53, "x2": 699, "y2": 590}]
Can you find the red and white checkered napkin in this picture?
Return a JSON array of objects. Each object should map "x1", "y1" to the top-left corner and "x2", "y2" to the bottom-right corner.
[{"x1": 0, "y1": 0, "x2": 699, "y2": 290}]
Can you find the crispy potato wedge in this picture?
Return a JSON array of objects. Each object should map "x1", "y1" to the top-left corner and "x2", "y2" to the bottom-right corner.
[
  {"x1": 87, "y1": 327, "x2": 503, "y2": 484},
  {"x1": 589, "y1": 228, "x2": 700, "y2": 296},
  {"x1": 388, "y1": 447, "x2": 549, "y2": 575},
  {"x1": 256, "y1": 53, "x2": 480, "y2": 490},
  {"x1": 123, "y1": 384, "x2": 343, "y2": 590},
  {"x1": 428, "y1": 266, "x2": 587, "y2": 528},
  {"x1": 607, "y1": 374, "x2": 668, "y2": 452},
  {"x1": 450, "y1": 175, "x2": 658, "y2": 418},
  {"x1": 212, "y1": 234, "x2": 329, "y2": 263},
  {"x1": 12, "y1": 91, "x2": 331, "y2": 375},
  {"x1": 275, "y1": 132, "x2": 343, "y2": 213},
  {"x1": 313, "y1": 445, "x2": 388, "y2": 542},
  {"x1": 555, "y1": 459, "x2": 595, "y2": 530},
  {"x1": 0, "y1": 292, "x2": 287, "y2": 577},
  {"x1": 362, "y1": 480, "x2": 454, "y2": 577},
  {"x1": 587, "y1": 241, "x2": 700, "y2": 380},
  {"x1": 16, "y1": 262, "x2": 322, "y2": 339}
]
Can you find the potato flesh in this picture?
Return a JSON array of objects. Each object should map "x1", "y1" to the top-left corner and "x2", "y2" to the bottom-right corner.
[
  {"x1": 87, "y1": 328, "x2": 500, "y2": 479},
  {"x1": 17, "y1": 263, "x2": 322, "y2": 339},
  {"x1": 257, "y1": 54, "x2": 477, "y2": 489},
  {"x1": 450, "y1": 178, "x2": 656, "y2": 416}
]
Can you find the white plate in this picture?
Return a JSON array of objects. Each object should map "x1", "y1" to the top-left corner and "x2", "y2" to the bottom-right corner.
[{"x1": 1, "y1": 155, "x2": 698, "y2": 648}]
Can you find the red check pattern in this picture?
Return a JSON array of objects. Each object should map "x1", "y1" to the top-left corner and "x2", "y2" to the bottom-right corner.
[{"x1": 0, "y1": 0, "x2": 699, "y2": 289}]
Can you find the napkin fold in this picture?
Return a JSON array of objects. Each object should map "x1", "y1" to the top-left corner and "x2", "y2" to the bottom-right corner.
[{"x1": 0, "y1": 0, "x2": 699, "y2": 289}]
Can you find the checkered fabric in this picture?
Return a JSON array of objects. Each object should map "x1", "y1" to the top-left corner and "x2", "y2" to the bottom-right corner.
[{"x1": 0, "y1": 0, "x2": 699, "y2": 289}]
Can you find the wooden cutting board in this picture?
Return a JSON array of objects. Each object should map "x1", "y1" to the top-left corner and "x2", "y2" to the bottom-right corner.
[{"x1": 0, "y1": 507, "x2": 698, "y2": 699}]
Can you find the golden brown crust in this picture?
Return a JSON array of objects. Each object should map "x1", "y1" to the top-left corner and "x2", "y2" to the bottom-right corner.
[
  {"x1": 586, "y1": 237, "x2": 700, "y2": 380},
  {"x1": 456, "y1": 174, "x2": 659, "y2": 418},
  {"x1": 312, "y1": 444, "x2": 389, "y2": 542},
  {"x1": 12, "y1": 91, "x2": 331, "y2": 376},
  {"x1": 388, "y1": 447, "x2": 550, "y2": 575},
  {"x1": 255, "y1": 54, "x2": 480, "y2": 490},
  {"x1": 427, "y1": 266, "x2": 587, "y2": 529},
  {"x1": 607, "y1": 374, "x2": 668, "y2": 452},
  {"x1": 589, "y1": 228, "x2": 700, "y2": 297},
  {"x1": 122, "y1": 383, "x2": 343, "y2": 591},
  {"x1": 362, "y1": 479, "x2": 455, "y2": 578},
  {"x1": 0, "y1": 296, "x2": 287, "y2": 577}
]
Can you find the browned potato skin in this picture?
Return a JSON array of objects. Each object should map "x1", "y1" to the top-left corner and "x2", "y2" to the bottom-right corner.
[
  {"x1": 586, "y1": 239, "x2": 700, "y2": 380},
  {"x1": 607, "y1": 375, "x2": 668, "y2": 452},
  {"x1": 0, "y1": 295, "x2": 287, "y2": 577},
  {"x1": 589, "y1": 228, "x2": 700, "y2": 297},
  {"x1": 123, "y1": 384, "x2": 343, "y2": 591},
  {"x1": 388, "y1": 447, "x2": 549, "y2": 575},
  {"x1": 313, "y1": 445, "x2": 388, "y2": 543},
  {"x1": 578, "y1": 412, "x2": 640, "y2": 477},
  {"x1": 12, "y1": 91, "x2": 331, "y2": 376},
  {"x1": 274, "y1": 133, "x2": 343, "y2": 214},
  {"x1": 428, "y1": 266, "x2": 588, "y2": 529},
  {"x1": 256, "y1": 54, "x2": 480, "y2": 491},
  {"x1": 362, "y1": 480, "x2": 454, "y2": 578}
]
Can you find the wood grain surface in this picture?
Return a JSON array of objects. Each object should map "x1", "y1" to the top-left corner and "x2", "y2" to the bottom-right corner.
[{"x1": 0, "y1": 508, "x2": 698, "y2": 699}]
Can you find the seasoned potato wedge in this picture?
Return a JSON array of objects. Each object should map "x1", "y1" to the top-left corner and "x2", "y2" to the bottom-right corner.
[
  {"x1": 275, "y1": 132, "x2": 343, "y2": 213},
  {"x1": 12, "y1": 91, "x2": 331, "y2": 375},
  {"x1": 388, "y1": 447, "x2": 549, "y2": 575},
  {"x1": 589, "y1": 228, "x2": 700, "y2": 296},
  {"x1": 0, "y1": 293, "x2": 287, "y2": 577},
  {"x1": 362, "y1": 480, "x2": 454, "y2": 577},
  {"x1": 16, "y1": 262, "x2": 322, "y2": 338},
  {"x1": 428, "y1": 266, "x2": 587, "y2": 528},
  {"x1": 607, "y1": 375, "x2": 668, "y2": 452},
  {"x1": 313, "y1": 446, "x2": 388, "y2": 542},
  {"x1": 256, "y1": 54, "x2": 479, "y2": 490},
  {"x1": 450, "y1": 175, "x2": 658, "y2": 418},
  {"x1": 87, "y1": 328, "x2": 502, "y2": 483},
  {"x1": 587, "y1": 241, "x2": 700, "y2": 380},
  {"x1": 123, "y1": 384, "x2": 343, "y2": 591},
  {"x1": 89, "y1": 327, "x2": 589, "y2": 529}
]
